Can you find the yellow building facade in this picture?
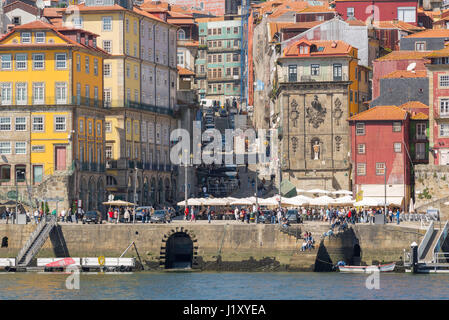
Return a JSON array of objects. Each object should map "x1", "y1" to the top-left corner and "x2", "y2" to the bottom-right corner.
[
  {"x1": 0, "y1": 20, "x2": 108, "y2": 212},
  {"x1": 64, "y1": 3, "x2": 179, "y2": 205}
]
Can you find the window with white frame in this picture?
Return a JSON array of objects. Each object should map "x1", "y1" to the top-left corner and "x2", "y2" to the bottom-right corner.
[
  {"x1": 177, "y1": 52, "x2": 184, "y2": 65},
  {"x1": 15, "y1": 54, "x2": 27, "y2": 70},
  {"x1": 1, "y1": 54, "x2": 11, "y2": 70},
  {"x1": 376, "y1": 162, "x2": 386, "y2": 175},
  {"x1": 79, "y1": 119, "x2": 84, "y2": 133},
  {"x1": 88, "y1": 121, "x2": 92, "y2": 135},
  {"x1": 392, "y1": 121, "x2": 401, "y2": 132},
  {"x1": 416, "y1": 123, "x2": 427, "y2": 139},
  {"x1": 394, "y1": 142, "x2": 402, "y2": 153},
  {"x1": 441, "y1": 99, "x2": 449, "y2": 116},
  {"x1": 85, "y1": 56, "x2": 89, "y2": 73},
  {"x1": 103, "y1": 40, "x2": 112, "y2": 54},
  {"x1": 440, "y1": 75, "x2": 449, "y2": 87},
  {"x1": 311, "y1": 64, "x2": 320, "y2": 76},
  {"x1": 1, "y1": 83, "x2": 11, "y2": 105},
  {"x1": 105, "y1": 121, "x2": 111, "y2": 133},
  {"x1": 15, "y1": 142, "x2": 26, "y2": 154},
  {"x1": 55, "y1": 53, "x2": 66, "y2": 69},
  {"x1": 416, "y1": 143, "x2": 426, "y2": 160},
  {"x1": 398, "y1": 7, "x2": 416, "y2": 23},
  {"x1": 94, "y1": 86, "x2": 98, "y2": 105},
  {"x1": 104, "y1": 89, "x2": 111, "y2": 107},
  {"x1": 15, "y1": 117, "x2": 26, "y2": 131},
  {"x1": 0, "y1": 117, "x2": 11, "y2": 131},
  {"x1": 55, "y1": 116, "x2": 66, "y2": 131},
  {"x1": 76, "y1": 54, "x2": 80, "y2": 72},
  {"x1": 76, "y1": 82, "x2": 81, "y2": 105},
  {"x1": 73, "y1": 17, "x2": 83, "y2": 28},
  {"x1": 21, "y1": 32, "x2": 31, "y2": 43},
  {"x1": 126, "y1": 41, "x2": 129, "y2": 55},
  {"x1": 440, "y1": 124, "x2": 449, "y2": 136},
  {"x1": 102, "y1": 16, "x2": 112, "y2": 31},
  {"x1": 134, "y1": 66, "x2": 138, "y2": 80},
  {"x1": 32, "y1": 53, "x2": 44, "y2": 70},
  {"x1": 0, "y1": 142, "x2": 11, "y2": 154},
  {"x1": 415, "y1": 41, "x2": 426, "y2": 51},
  {"x1": 94, "y1": 59, "x2": 98, "y2": 76},
  {"x1": 31, "y1": 145, "x2": 44, "y2": 152},
  {"x1": 356, "y1": 122, "x2": 365, "y2": 135},
  {"x1": 357, "y1": 144, "x2": 365, "y2": 154},
  {"x1": 97, "y1": 122, "x2": 101, "y2": 136},
  {"x1": 32, "y1": 116, "x2": 44, "y2": 131},
  {"x1": 104, "y1": 63, "x2": 111, "y2": 77},
  {"x1": 35, "y1": 32, "x2": 45, "y2": 43},
  {"x1": 16, "y1": 83, "x2": 26, "y2": 105},
  {"x1": 105, "y1": 146, "x2": 112, "y2": 159},
  {"x1": 32, "y1": 82, "x2": 44, "y2": 104},
  {"x1": 347, "y1": 7, "x2": 354, "y2": 17},
  {"x1": 55, "y1": 82, "x2": 67, "y2": 104}
]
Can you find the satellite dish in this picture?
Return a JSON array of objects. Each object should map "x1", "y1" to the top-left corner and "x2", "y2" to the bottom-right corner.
[
  {"x1": 36, "y1": 0, "x2": 45, "y2": 10},
  {"x1": 407, "y1": 62, "x2": 417, "y2": 72}
]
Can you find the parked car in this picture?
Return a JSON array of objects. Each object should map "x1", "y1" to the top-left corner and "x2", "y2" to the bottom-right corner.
[
  {"x1": 150, "y1": 210, "x2": 170, "y2": 223},
  {"x1": 258, "y1": 210, "x2": 272, "y2": 224},
  {"x1": 286, "y1": 209, "x2": 302, "y2": 224},
  {"x1": 135, "y1": 207, "x2": 153, "y2": 221},
  {"x1": 83, "y1": 210, "x2": 101, "y2": 224}
]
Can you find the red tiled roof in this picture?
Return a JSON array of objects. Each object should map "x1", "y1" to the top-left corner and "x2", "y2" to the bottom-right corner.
[
  {"x1": 133, "y1": 7, "x2": 167, "y2": 24},
  {"x1": 403, "y1": 29, "x2": 449, "y2": 38},
  {"x1": 43, "y1": 7, "x2": 63, "y2": 18},
  {"x1": 177, "y1": 66, "x2": 195, "y2": 76},
  {"x1": 425, "y1": 46, "x2": 449, "y2": 58},
  {"x1": 283, "y1": 39, "x2": 353, "y2": 57},
  {"x1": 178, "y1": 40, "x2": 199, "y2": 47},
  {"x1": 348, "y1": 106, "x2": 408, "y2": 121},
  {"x1": 410, "y1": 112, "x2": 429, "y2": 120},
  {"x1": 400, "y1": 101, "x2": 429, "y2": 109},
  {"x1": 373, "y1": 20, "x2": 425, "y2": 32},
  {"x1": 346, "y1": 19, "x2": 366, "y2": 26},
  {"x1": 382, "y1": 70, "x2": 427, "y2": 79},
  {"x1": 376, "y1": 50, "x2": 431, "y2": 61}
]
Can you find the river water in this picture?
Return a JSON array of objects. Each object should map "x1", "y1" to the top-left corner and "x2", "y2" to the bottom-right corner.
[{"x1": 0, "y1": 272, "x2": 448, "y2": 300}]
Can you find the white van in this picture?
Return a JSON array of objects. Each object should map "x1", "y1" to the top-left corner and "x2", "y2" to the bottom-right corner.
[{"x1": 200, "y1": 99, "x2": 214, "y2": 109}]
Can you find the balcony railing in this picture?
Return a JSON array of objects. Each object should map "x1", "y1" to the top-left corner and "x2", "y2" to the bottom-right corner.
[
  {"x1": 0, "y1": 96, "x2": 105, "y2": 108},
  {"x1": 125, "y1": 101, "x2": 174, "y2": 116},
  {"x1": 79, "y1": 161, "x2": 105, "y2": 172},
  {"x1": 283, "y1": 73, "x2": 349, "y2": 83}
]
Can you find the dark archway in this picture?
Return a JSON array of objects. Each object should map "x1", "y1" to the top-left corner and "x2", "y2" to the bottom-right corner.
[
  {"x1": 165, "y1": 232, "x2": 193, "y2": 269},
  {"x1": 1, "y1": 236, "x2": 8, "y2": 248},
  {"x1": 352, "y1": 244, "x2": 361, "y2": 266},
  {"x1": 353, "y1": 244, "x2": 361, "y2": 257}
]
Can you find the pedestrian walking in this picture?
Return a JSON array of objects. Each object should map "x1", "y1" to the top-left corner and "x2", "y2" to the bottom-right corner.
[
  {"x1": 206, "y1": 206, "x2": 212, "y2": 224},
  {"x1": 124, "y1": 209, "x2": 130, "y2": 223},
  {"x1": 60, "y1": 208, "x2": 66, "y2": 223},
  {"x1": 114, "y1": 209, "x2": 119, "y2": 224},
  {"x1": 396, "y1": 209, "x2": 401, "y2": 225},
  {"x1": 33, "y1": 209, "x2": 39, "y2": 224}
]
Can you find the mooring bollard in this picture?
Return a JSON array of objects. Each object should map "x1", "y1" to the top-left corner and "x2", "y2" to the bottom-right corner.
[{"x1": 411, "y1": 242, "x2": 418, "y2": 273}]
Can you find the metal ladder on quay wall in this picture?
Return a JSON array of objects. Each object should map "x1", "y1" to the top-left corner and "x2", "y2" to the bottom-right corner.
[{"x1": 16, "y1": 215, "x2": 57, "y2": 267}]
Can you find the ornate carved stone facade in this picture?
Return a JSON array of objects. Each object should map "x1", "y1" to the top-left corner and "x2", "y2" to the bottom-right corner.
[{"x1": 277, "y1": 82, "x2": 351, "y2": 190}]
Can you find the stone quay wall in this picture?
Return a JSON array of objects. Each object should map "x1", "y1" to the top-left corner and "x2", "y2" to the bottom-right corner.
[{"x1": 0, "y1": 223, "x2": 424, "y2": 271}]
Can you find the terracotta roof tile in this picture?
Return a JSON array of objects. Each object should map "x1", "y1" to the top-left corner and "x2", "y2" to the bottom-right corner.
[
  {"x1": 403, "y1": 29, "x2": 449, "y2": 38},
  {"x1": 410, "y1": 112, "x2": 429, "y2": 120},
  {"x1": 284, "y1": 39, "x2": 353, "y2": 57},
  {"x1": 382, "y1": 70, "x2": 427, "y2": 79},
  {"x1": 425, "y1": 46, "x2": 449, "y2": 58},
  {"x1": 177, "y1": 66, "x2": 195, "y2": 76},
  {"x1": 376, "y1": 50, "x2": 431, "y2": 61},
  {"x1": 400, "y1": 101, "x2": 429, "y2": 109},
  {"x1": 346, "y1": 19, "x2": 366, "y2": 26},
  {"x1": 373, "y1": 20, "x2": 425, "y2": 32},
  {"x1": 348, "y1": 106, "x2": 408, "y2": 121}
]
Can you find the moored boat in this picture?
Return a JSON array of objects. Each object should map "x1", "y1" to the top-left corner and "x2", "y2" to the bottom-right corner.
[{"x1": 338, "y1": 262, "x2": 396, "y2": 273}]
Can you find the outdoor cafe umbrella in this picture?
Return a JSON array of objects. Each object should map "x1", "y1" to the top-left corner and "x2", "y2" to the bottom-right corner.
[
  {"x1": 333, "y1": 196, "x2": 355, "y2": 205},
  {"x1": 177, "y1": 198, "x2": 203, "y2": 206},
  {"x1": 230, "y1": 198, "x2": 253, "y2": 206},
  {"x1": 258, "y1": 197, "x2": 279, "y2": 206},
  {"x1": 309, "y1": 195, "x2": 335, "y2": 206},
  {"x1": 102, "y1": 200, "x2": 135, "y2": 206},
  {"x1": 354, "y1": 198, "x2": 380, "y2": 207},
  {"x1": 331, "y1": 190, "x2": 353, "y2": 196},
  {"x1": 305, "y1": 189, "x2": 330, "y2": 194}
]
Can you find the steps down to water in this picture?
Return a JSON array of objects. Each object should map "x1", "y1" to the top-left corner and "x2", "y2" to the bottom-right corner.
[{"x1": 16, "y1": 216, "x2": 56, "y2": 267}]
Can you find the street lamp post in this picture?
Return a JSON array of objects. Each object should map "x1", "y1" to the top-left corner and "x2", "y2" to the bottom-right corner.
[
  {"x1": 133, "y1": 166, "x2": 137, "y2": 224},
  {"x1": 384, "y1": 164, "x2": 387, "y2": 219}
]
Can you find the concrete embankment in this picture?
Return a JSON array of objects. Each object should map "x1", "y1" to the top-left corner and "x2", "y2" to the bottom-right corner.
[{"x1": 0, "y1": 223, "x2": 425, "y2": 271}]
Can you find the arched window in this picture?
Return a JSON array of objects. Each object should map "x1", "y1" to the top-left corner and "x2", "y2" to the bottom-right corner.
[{"x1": 177, "y1": 29, "x2": 186, "y2": 40}]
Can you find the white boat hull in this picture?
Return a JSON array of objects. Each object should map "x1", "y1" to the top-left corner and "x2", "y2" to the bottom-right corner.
[{"x1": 339, "y1": 263, "x2": 395, "y2": 273}]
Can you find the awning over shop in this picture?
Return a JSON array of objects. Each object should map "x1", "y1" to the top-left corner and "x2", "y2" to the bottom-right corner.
[{"x1": 364, "y1": 196, "x2": 404, "y2": 207}]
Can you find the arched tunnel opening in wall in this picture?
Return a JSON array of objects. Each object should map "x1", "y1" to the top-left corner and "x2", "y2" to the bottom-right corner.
[{"x1": 165, "y1": 232, "x2": 194, "y2": 269}]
